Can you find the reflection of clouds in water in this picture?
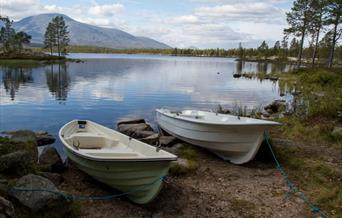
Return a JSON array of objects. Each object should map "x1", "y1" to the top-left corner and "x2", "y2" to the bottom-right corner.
[
  {"x1": 0, "y1": 86, "x2": 50, "y2": 105},
  {"x1": 1, "y1": 56, "x2": 287, "y2": 135},
  {"x1": 71, "y1": 77, "x2": 124, "y2": 102}
]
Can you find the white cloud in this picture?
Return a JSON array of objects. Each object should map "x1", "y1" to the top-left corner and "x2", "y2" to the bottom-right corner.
[
  {"x1": 0, "y1": 0, "x2": 290, "y2": 48},
  {"x1": 88, "y1": 3, "x2": 124, "y2": 17},
  {"x1": 194, "y1": 3, "x2": 285, "y2": 23},
  {"x1": 172, "y1": 15, "x2": 200, "y2": 24}
]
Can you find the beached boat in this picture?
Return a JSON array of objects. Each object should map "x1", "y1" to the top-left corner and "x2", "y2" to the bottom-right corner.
[
  {"x1": 59, "y1": 120, "x2": 177, "y2": 204},
  {"x1": 156, "y1": 109, "x2": 280, "y2": 164}
]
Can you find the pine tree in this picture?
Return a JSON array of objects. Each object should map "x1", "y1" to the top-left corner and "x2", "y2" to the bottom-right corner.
[
  {"x1": 284, "y1": 0, "x2": 312, "y2": 67},
  {"x1": 0, "y1": 16, "x2": 31, "y2": 54},
  {"x1": 324, "y1": 0, "x2": 342, "y2": 67},
  {"x1": 44, "y1": 22, "x2": 56, "y2": 55},
  {"x1": 273, "y1": 40, "x2": 281, "y2": 56},
  {"x1": 289, "y1": 38, "x2": 300, "y2": 57},
  {"x1": 309, "y1": 0, "x2": 327, "y2": 67},
  {"x1": 258, "y1": 41, "x2": 269, "y2": 59},
  {"x1": 45, "y1": 16, "x2": 70, "y2": 56}
]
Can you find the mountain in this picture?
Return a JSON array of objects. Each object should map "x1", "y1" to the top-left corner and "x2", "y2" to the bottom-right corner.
[{"x1": 13, "y1": 13, "x2": 171, "y2": 49}]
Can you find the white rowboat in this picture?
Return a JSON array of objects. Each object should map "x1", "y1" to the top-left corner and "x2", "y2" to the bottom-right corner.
[
  {"x1": 59, "y1": 120, "x2": 177, "y2": 204},
  {"x1": 156, "y1": 109, "x2": 280, "y2": 164}
]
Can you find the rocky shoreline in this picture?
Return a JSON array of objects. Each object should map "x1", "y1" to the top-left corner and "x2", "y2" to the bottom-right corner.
[{"x1": 0, "y1": 114, "x2": 339, "y2": 217}]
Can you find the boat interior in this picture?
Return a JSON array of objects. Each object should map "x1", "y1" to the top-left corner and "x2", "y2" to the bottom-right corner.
[
  {"x1": 61, "y1": 120, "x2": 176, "y2": 160},
  {"x1": 167, "y1": 109, "x2": 280, "y2": 125}
]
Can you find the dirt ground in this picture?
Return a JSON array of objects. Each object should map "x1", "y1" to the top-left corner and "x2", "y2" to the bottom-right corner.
[{"x1": 59, "y1": 144, "x2": 311, "y2": 218}]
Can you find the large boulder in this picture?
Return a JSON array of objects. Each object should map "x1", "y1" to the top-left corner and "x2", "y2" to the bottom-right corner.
[
  {"x1": 117, "y1": 118, "x2": 146, "y2": 126},
  {"x1": 39, "y1": 147, "x2": 65, "y2": 172},
  {"x1": 117, "y1": 123, "x2": 153, "y2": 137},
  {"x1": 38, "y1": 172, "x2": 64, "y2": 186},
  {"x1": 159, "y1": 136, "x2": 177, "y2": 146},
  {"x1": 0, "y1": 151, "x2": 34, "y2": 175},
  {"x1": 4, "y1": 130, "x2": 37, "y2": 146},
  {"x1": 0, "y1": 196, "x2": 14, "y2": 218},
  {"x1": 131, "y1": 130, "x2": 156, "y2": 139},
  {"x1": 0, "y1": 134, "x2": 38, "y2": 162},
  {"x1": 35, "y1": 131, "x2": 55, "y2": 146},
  {"x1": 140, "y1": 134, "x2": 160, "y2": 145},
  {"x1": 162, "y1": 143, "x2": 184, "y2": 154},
  {"x1": 264, "y1": 100, "x2": 286, "y2": 114},
  {"x1": 9, "y1": 174, "x2": 70, "y2": 215},
  {"x1": 332, "y1": 127, "x2": 342, "y2": 139}
]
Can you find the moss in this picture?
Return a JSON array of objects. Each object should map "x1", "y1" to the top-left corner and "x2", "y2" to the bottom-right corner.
[
  {"x1": 177, "y1": 146, "x2": 198, "y2": 161},
  {"x1": 69, "y1": 201, "x2": 82, "y2": 218}
]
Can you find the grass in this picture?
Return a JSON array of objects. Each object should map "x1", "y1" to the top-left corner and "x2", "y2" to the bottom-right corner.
[
  {"x1": 253, "y1": 67, "x2": 342, "y2": 216},
  {"x1": 169, "y1": 146, "x2": 199, "y2": 175},
  {"x1": 274, "y1": 145, "x2": 342, "y2": 216}
]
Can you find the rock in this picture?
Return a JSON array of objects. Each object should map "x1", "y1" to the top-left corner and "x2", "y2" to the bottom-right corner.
[
  {"x1": 291, "y1": 90, "x2": 302, "y2": 96},
  {"x1": 117, "y1": 123, "x2": 153, "y2": 137},
  {"x1": 0, "y1": 179, "x2": 9, "y2": 195},
  {"x1": 131, "y1": 131, "x2": 156, "y2": 139},
  {"x1": 35, "y1": 132, "x2": 55, "y2": 146},
  {"x1": 159, "y1": 136, "x2": 177, "y2": 146},
  {"x1": 268, "y1": 76, "x2": 278, "y2": 81},
  {"x1": 0, "y1": 196, "x2": 14, "y2": 218},
  {"x1": 233, "y1": 74, "x2": 242, "y2": 78},
  {"x1": 117, "y1": 118, "x2": 146, "y2": 126},
  {"x1": 264, "y1": 100, "x2": 286, "y2": 113},
  {"x1": 0, "y1": 131, "x2": 38, "y2": 161},
  {"x1": 4, "y1": 130, "x2": 37, "y2": 146},
  {"x1": 140, "y1": 134, "x2": 160, "y2": 145},
  {"x1": 39, "y1": 172, "x2": 63, "y2": 186},
  {"x1": 162, "y1": 143, "x2": 184, "y2": 154},
  {"x1": 9, "y1": 174, "x2": 70, "y2": 214},
  {"x1": 0, "y1": 150, "x2": 33, "y2": 175},
  {"x1": 39, "y1": 146, "x2": 65, "y2": 172},
  {"x1": 331, "y1": 127, "x2": 342, "y2": 138}
]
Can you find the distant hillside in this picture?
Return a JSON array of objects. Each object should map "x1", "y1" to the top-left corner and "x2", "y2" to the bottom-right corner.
[{"x1": 13, "y1": 13, "x2": 171, "y2": 49}]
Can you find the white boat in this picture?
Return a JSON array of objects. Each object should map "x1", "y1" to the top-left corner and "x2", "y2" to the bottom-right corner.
[
  {"x1": 59, "y1": 120, "x2": 177, "y2": 204},
  {"x1": 156, "y1": 109, "x2": 280, "y2": 164}
]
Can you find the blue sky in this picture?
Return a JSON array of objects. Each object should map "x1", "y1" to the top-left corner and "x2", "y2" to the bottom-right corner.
[{"x1": 1, "y1": 0, "x2": 294, "y2": 48}]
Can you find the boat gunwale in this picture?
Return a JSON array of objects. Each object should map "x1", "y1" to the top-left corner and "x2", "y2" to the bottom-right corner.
[
  {"x1": 59, "y1": 120, "x2": 177, "y2": 162},
  {"x1": 156, "y1": 109, "x2": 281, "y2": 126}
]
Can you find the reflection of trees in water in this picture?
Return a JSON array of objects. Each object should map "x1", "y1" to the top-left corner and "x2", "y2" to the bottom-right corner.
[
  {"x1": 2, "y1": 67, "x2": 33, "y2": 100},
  {"x1": 45, "y1": 64, "x2": 70, "y2": 101},
  {"x1": 235, "y1": 60, "x2": 244, "y2": 74},
  {"x1": 257, "y1": 62, "x2": 268, "y2": 73}
]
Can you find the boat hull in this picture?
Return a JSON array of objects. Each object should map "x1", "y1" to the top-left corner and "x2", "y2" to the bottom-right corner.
[
  {"x1": 64, "y1": 147, "x2": 170, "y2": 204},
  {"x1": 156, "y1": 111, "x2": 272, "y2": 164},
  {"x1": 59, "y1": 120, "x2": 176, "y2": 204}
]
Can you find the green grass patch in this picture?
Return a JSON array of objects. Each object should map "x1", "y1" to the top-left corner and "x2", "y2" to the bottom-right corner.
[
  {"x1": 169, "y1": 146, "x2": 199, "y2": 175},
  {"x1": 274, "y1": 145, "x2": 342, "y2": 215}
]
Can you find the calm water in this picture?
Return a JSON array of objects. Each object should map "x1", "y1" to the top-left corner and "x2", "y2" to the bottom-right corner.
[{"x1": 0, "y1": 54, "x2": 291, "y2": 153}]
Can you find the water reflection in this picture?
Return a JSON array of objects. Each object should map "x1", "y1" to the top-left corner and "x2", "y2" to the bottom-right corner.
[
  {"x1": 0, "y1": 55, "x2": 293, "y2": 136},
  {"x1": 45, "y1": 64, "x2": 70, "y2": 101},
  {"x1": 2, "y1": 67, "x2": 33, "y2": 100}
]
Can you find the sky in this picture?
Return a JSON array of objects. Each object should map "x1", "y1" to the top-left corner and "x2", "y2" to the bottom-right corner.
[{"x1": 0, "y1": 0, "x2": 294, "y2": 48}]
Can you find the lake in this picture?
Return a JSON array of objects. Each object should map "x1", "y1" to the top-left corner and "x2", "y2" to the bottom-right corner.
[{"x1": 0, "y1": 54, "x2": 291, "y2": 153}]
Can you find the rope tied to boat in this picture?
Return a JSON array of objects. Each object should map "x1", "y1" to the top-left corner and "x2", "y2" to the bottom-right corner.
[
  {"x1": 263, "y1": 131, "x2": 329, "y2": 218},
  {"x1": 11, "y1": 175, "x2": 167, "y2": 201}
]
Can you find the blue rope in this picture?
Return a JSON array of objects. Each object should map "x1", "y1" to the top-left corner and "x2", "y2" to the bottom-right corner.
[
  {"x1": 11, "y1": 175, "x2": 166, "y2": 201},
  {"x1": 264, "y1": 131, "x2": 330, "y2": 218}
]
